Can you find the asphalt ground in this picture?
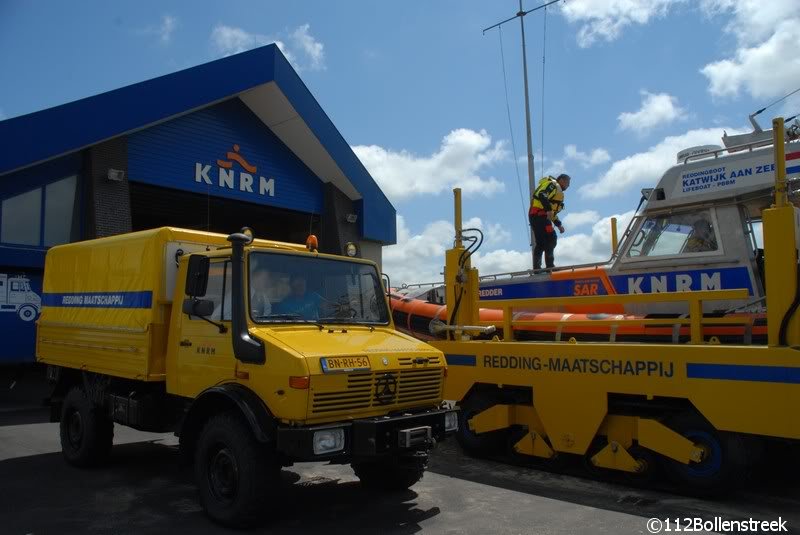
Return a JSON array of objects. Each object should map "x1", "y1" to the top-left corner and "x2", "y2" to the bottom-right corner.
[{"x1": 1, "y1": 408, "x2": 798, "y2": 534}]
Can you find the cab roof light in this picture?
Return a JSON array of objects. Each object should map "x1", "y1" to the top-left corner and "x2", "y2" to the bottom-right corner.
[{"x1": 306, "y1": 235, "x2": 319, "y2": 252}]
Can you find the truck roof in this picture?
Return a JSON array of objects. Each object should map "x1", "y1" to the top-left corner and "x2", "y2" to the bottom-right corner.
[{"x1": 47, "y1": 227, "x2": 308, "y2": 254}]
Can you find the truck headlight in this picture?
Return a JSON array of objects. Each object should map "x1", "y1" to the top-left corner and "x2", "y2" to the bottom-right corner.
[
  {"x1": 445, "y1": 411, "x2": 458, "y2": 432},
  {"x1": 313, "y1": 428, "x2": 345, "y2": 455}
]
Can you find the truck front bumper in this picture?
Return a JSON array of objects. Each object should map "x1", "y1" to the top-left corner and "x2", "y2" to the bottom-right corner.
[{"x1": 275, "y1": 407, "x2": 458, "y2": 461}]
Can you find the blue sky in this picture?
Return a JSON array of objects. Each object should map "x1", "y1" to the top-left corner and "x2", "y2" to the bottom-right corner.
[{"x1": 1, "y1": 0, "x2": 798, "y2": 283}]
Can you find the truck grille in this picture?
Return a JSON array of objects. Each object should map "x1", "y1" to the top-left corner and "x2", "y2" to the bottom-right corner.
[{"x1": 311, "y1": 368, "x2": 443, "y2": 414}]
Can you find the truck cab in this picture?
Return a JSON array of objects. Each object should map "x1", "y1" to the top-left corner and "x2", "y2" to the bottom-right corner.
[{"x1": 38, "y1": 227, "x2": 457, "y2": 528}]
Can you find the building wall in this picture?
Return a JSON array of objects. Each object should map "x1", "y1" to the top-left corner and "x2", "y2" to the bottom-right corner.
[{"x1": 127, "y1": 98, "x2": 324, "y2": 215}]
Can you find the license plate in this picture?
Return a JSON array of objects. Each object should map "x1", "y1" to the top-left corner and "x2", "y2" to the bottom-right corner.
[{"x1": 321, "y1": 356, "x2": 371, "y2": 373}]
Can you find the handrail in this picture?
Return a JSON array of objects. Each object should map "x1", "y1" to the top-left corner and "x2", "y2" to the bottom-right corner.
[
  {"x1": 478, "y1": 288, "x2": 749, "y2": 344},
  {"x1": 681, "y1": 134, "x2": 799, "y2": 165}
]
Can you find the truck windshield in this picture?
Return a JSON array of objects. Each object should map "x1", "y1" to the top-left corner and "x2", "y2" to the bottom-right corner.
[{"x1": 248, "y1": 252, "x2": 389, "y2": 325}]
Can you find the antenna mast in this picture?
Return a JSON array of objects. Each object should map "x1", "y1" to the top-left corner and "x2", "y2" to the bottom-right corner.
[{"x1": 484, "y1": 0, "x2": 561, "y2": 257}]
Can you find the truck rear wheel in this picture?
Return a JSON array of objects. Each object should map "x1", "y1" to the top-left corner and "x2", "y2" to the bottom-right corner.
[
  {"x1": 660, "y1": 412, "x2": 749, "y2": 495},
  {"x1": 352, "y1": 453, "x2": 427, "y2": 491},
  {"x1": 195, "y1": 411, "x2": 277, "y2": 528},
  {"x1": 59, "y1": 387, "x2": 113, "y2": 467}
]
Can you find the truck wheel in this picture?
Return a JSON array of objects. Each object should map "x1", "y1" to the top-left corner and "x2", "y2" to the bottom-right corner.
[
  {"x1": 195, "y1": 411, "x2": 277, "y2": 528},
  {"x1": 59, "y1": 387, "x2": 113, "y2": 467},
  {"x1": 456, "y1": 393, "x2": 506, "y2": 457},
  {"x1": 18, "y1": 305, "x2": 37, "y2": 322},
  {"x1": 352, "y1": 453, "x2": 427, "y2": 491},
  {"x1": 660, "y1": 413, "x2": 748, "y2": 495}
]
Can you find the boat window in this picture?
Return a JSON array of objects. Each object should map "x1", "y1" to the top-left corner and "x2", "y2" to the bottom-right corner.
[{"x1": 627, "y1": 210, "x2": 719, "y2": 258}]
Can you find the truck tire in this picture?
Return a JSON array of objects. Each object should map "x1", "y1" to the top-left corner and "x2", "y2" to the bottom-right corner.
[
  {"x1": 59, "y1": 387, "x2": 114, "y2": 467},
  {"x1": 455, "y1": 393, "x2": 507, "y2": 457},
  {"x1": 195, "y1": 411, "x2": 277, "y2": 528},
  {"x1": 660, "y1": 412, "x2": 749, "y2": 495},
  {"x1": 352, "y1": 453, "x2": 427, "y2": 491}
]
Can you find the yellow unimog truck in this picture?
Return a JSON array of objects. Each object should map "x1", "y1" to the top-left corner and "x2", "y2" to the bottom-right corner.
[{"x1": 37, "y1": 227, "x2": 457, "y2": 527}]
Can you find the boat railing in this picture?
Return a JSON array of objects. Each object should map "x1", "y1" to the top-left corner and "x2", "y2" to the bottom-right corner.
[
  {"x1": 475, "y1": 288, "x2": 751, "y2": 344},
  {"x1": 680, "y1": 136, "x2": 788, "y2": 165},
  {"x1": 400, "y1": 281, "x2": 444, "y2": 290}
]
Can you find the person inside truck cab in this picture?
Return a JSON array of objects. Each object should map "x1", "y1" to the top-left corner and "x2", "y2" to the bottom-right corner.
[
  {"x1": 249, "y1": 263, "x2": 273, "y2": 318},
  {"x1": 684, "y1": 218, "x2": 717, "y2": 253},
  {"x1": 273, "y1": 273, "x2": 322, "y2": 320}
]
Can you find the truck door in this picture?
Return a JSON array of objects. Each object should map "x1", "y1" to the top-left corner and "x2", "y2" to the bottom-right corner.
[{"x1": 176, "y1": 259, "x2": 236, "y2": 396}]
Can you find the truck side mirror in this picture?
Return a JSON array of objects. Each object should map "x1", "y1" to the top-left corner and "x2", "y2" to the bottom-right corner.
[
  {"x1": 382, "y1": 273, "x2": 391, "y2": 296},
  {"x1": 182, "y1": 298, "x2": 215, "y2": 317},
  {"x1": 185, "y1": 255, "x2": 210, "y2": 297}
]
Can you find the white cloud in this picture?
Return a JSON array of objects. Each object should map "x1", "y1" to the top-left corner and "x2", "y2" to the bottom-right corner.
[
  {"x1": 210, "y1": 24, "x2": 325, "y2": 71},
  {"x1": 290, "y1": 24, "x2": 325, "y2": 70},
  {"x1": 560, "y1": 0, "x2": 682, "y2": 47},
  {"x1": 618, "y1": 91, "x2": 687, "y2": 134},
  {"x1": 139, "y1": 14, "x2": 178, "y2": 44},
  {"x1": 553, "y1": 210, "x2": 636, "y2": 266},
  {"x1": 383, "y1": 210, "x2": 634, "y2": 285},
  {"x1": 579, "y1": 126, "x2": 746, "y2": 199},
  {"x1": 564, "y1": 145, "x2": 611, "y2": 168},
  {"x1": 544, "y1": 144, "x2": 609, "y2": 176},
  {"x1": 699, "y1": 1, "x2": 800, "y2": 101},
  {"x1": 562, "y1": 210, "x2": 600, "y2": 228},
  {"x1": 158, "y1": 15, "x2": 177, "y2": 43},
  {"x1": 384, "y1": 216, "x2": 515, "y2": 285},
  {"x1": 353, "y1": 129, "x2": 507, "y2": 203}
]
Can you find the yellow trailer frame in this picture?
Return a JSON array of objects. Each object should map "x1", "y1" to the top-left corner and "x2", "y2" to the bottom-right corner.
[{"x1": 433, "y1": 118, "x2": 800, "y2": 487}]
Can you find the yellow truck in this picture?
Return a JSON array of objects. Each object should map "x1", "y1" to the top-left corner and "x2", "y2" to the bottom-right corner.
[{"x1": 37, "y1": 227, "x2": 457, "y2": 527}]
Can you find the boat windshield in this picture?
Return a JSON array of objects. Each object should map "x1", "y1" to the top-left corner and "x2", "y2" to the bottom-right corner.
[
  {"x1": 248, "y1": 252, "x2": 389, "y2": 325},
  {"x1": 627, "y1": 210, "x2": 719, "y2": 258}
]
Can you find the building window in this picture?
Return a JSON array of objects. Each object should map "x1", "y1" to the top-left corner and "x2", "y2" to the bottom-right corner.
[
  {"x1": 44, "y1": 176, "x2": 79, "y2": 246},
  {"x1": 1, "y1": 188, "x2": 42, "y2": 246},
  {"x1": 0, "y1": 175, "x2": 79, "y2": 248}
]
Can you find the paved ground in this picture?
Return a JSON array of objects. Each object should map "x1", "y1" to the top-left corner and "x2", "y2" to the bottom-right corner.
[{"x1": 1, "y1": 409, "x2": 798, "y2": 534}]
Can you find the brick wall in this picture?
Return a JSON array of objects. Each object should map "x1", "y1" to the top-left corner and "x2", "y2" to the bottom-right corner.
[{"x1": 87, "y1": 136, "x2": 131, "y2": 238}]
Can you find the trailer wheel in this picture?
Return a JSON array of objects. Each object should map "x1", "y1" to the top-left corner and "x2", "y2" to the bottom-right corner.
[
  {"x1": 661, "y1": 413, "x2": 748, "y2": 495},
  {"x1": 18, "y1": 305, "x2": 37, "y2": 322},
  {"x1": 352, "y1": 453, "x2": 427, "y2": 491},
  {"x1": 195, "y1": 411, "x2": 277, "y2": 528},
  {"x1": 59, "y1": 387, "x2": 113, "y2": 467},
  {"x1": 456, "y1": 393, "x2": 507, "y2": 456}
]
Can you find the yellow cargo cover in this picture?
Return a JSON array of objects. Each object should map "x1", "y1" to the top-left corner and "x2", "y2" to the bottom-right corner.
[{"x1": 36, "y1": 227, "x2": 303, "y2": 380}]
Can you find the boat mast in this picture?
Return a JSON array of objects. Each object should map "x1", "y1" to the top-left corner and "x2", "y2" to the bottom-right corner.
[
  {"x1": 519, "y1": 0, "x2": 536, "y2": 200},
  {"x1": 484, "y1": 0, "x2": 561, "y2": 261}
]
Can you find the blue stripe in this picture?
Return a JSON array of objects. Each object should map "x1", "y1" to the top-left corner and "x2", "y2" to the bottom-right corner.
[
  {"x1": 686, "y1": 363, "x2": 800, "y2": 384},
  {"x1": 445, "y1": 354, "x2": 476, "y2": 366},
  {"x1": 42, "y1": 291, "x2": 153, "y2": 309},
  {"x1": 787, "y1": 164, "x2": 800, "y2": 175}
]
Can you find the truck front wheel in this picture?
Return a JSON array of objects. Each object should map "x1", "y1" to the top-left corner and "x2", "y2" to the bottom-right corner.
[
  {"x1": 352, "y1": 453, "x2": 427, "y2": 491},
  {"x1": 195, "y1": 411, "x2": 277, "y2": 528},
  {"x1": 59, "y1": 387, "x2": 113, "y2": 467}
]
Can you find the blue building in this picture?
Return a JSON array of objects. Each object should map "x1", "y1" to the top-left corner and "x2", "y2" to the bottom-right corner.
[{"x1": 0, "y1": 44, "x2": 396, "y2": 365}]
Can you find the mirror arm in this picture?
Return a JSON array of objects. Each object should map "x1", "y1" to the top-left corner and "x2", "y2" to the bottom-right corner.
[{"x1": 196, "y1": 315, "x2": 228, "y2": 334}]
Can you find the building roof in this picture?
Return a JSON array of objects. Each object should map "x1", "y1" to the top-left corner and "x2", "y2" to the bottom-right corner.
[{"x1": 0, "y1": 45, "x2": 395, "y2": 244}]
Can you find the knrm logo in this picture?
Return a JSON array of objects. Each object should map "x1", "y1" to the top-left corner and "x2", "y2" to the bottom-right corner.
[{"x1": 194, "y1": 144, "x2": 275, "y2": 197}]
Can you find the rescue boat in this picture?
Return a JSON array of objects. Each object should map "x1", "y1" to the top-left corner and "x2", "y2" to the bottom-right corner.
[{"x1": 391, "y1": 120, "x2": 800, "y2": 345}]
